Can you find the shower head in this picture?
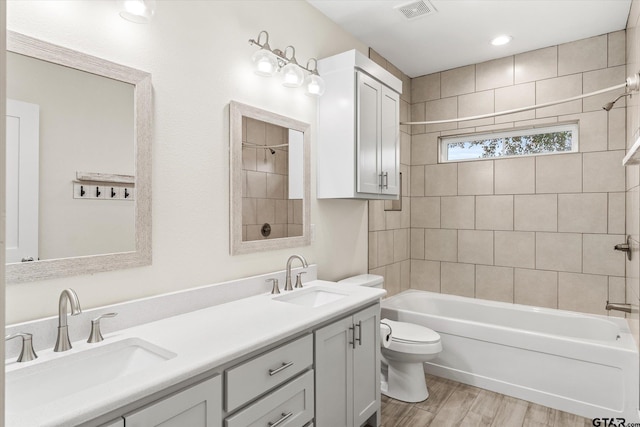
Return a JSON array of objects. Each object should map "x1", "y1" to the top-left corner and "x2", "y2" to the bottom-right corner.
[
  {"x1": 268, "y1": 148, "x2": 276, "y2": 155},
  {"x1": 603, "y1": 92, "x2": 633, "y2": 111}
]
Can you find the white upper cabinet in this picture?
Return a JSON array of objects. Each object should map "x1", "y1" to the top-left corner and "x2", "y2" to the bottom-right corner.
[{"x1": 317, "y1": 50, "x2": 402, "y2": 200}]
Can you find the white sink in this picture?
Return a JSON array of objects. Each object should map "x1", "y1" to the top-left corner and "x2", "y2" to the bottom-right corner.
[
  {"x1": 274, "y1": 287, "x2": 347, "y2": 308},
  {"x1": 6, "y1": 337, "x2": 176, "y2": 411}
]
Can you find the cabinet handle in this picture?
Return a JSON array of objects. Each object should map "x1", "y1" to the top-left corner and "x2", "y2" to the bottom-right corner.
[
  {"x1": 268, "y1": 411, "x2": 293, "y2": 427},
  {"x1": 355, "y1": 320, "x2": 362, "y2": 346},
  {"x1": 384, "y1": 172, "x2": 389, "y2": 189},
  {"x1": 349, "y1": 324, "x2": 356, "y2": 349},
  {"x1": 268, "y1": 361, "x2": 294, "y2": 376}
]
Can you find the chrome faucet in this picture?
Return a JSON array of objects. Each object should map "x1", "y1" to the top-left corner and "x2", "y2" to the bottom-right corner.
[
  {"x1": 285, "y1": 255, "x2": 308, "y2": 291},
  {"x1": 54, "y1": 289, "x2": 82, "y2": 352}
]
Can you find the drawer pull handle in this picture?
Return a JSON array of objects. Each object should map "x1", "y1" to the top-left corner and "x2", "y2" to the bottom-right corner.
[
  {"x1": 355, "y1": 320, "x2": 362, "y2": 346},
  {"x1": 268, "y1": 411, "x2": 293, "y2": 427},
  {"x1": 349, "y1": 325, "x2": 355, "y2": 349},
  {"x1": 269, "y1": 361, "x2": 294, "y2": 376}
]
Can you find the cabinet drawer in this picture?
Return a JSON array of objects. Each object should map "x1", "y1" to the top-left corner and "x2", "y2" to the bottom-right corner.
[
  {"x1": 225, "y1": 334, "x2": 312, "y2": 412},
  {"x1": 225, "y1": 370, "x2": 314, "y2": 427}
]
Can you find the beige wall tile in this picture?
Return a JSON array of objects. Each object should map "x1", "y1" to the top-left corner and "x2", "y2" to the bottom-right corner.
[
  {"x1": 264, "y1": 223, "x2": 282, "y2": 238},
  {"x1": 536, "y1": 232, "x2": 582, "y2": 273},
  {"x1": 558, "y1": 34, "x2": 607, "y2": 75},
  {"x1": 411, "y1": 197, "x2": 441, "y2": 228},
  {"x1": 411, "y1": 228, "x2": 425, "y2": 260},
  {"x1": 394, "y1": 229, "x2": 410, "y2": 262},
  {"x1": 441, "y1": 65, "x2": 475, "y2": 97},
  {"x1": 400, "y1": 99, "x2": 410, "y2": 135},
  {"x1": 536, "y1": 153, "x2": 582, "y2": 193},
  {"x1": 535, "y1": 74, "x2": 583, "y2": 117},
  {"x1": 256, "y1": 198, "x2": 276, "y2": 224},
  {"x1": 441, "y1": 262, "x2": 475, "y2": 297},
  {"x1": 608, "y1": 108, "x2": 626, "y2": 150},
  {"x1": 378, "y1": 230, "x2": 394, "y2": 266},
  {"x1": 515, "y1": 46, "x2": 558, "y2": 84},
  {"x1": 266, "y1": 173, "x2": 284, "y2": 199},
  {"x1": 609, "y1": 192, "x2": 626, "y2": 234},
  {"x1": 242, "y1": 147, "x2": 257, "y2": 171},
  {"x1": 494, "y1": 83, "x2": 536, "y2": 123},
  {"x1": 369, "y1": 231, "x2": 378, "y2": 269},
  {"x1": 495, "y1": 231, "x2": 535, "y2": 269},
  {"x1": 386, "y1": 209, "x2": 401, "y2": 231},
  {"x1": 402, "y1": 74, "x2": 411, "y2": 104},
  {"x1": 557, "y1": 193, "x2": 607, "y2": 233},
  {"x1": 369, "y1": 200, "x2": 386, "y2": 231},
  {"x1": 458, "y1": 90, "x2": 494, "y2": 118},
  {"x1": 582, "y1": 66, "x2": 626, "y2": 112},
  {"x1": 476, "y1": 56, "x2": 514, "y2": 91},
  {"x1": 583, "y1": 234, "x2": 626, "y2": 276},
  {"x1": 411, "y1": 259, "x2": 441, "y2": 292},
  {"x1": 608, "y1": 276, "x2": 626, "y2": 318},
  {"x1": 401, "y1": 131, "x2": 411, "y2": 165},
  {"x1": 245, "y1": 170, "x2": 267, "y2": 198},
  {"x1": 245, "y1": 117, "x2": 266, "y2": 145},
  {"x1": 412, "y1": 73, "x2": 440, "y2": 103},
  {"x1": 411, "y1": 101, "x2": 426, "y2": 135},
  {"x1": 401, "y1": 260, "x2": 411, "y2": 292},
  {"x1": 425, "y1": 97, "x2": 458, "y2": 133},
  {"x1": 411, "y1": 165, "x2": 425, "y2": 196},
  {"x1": 514, "y1": 268, "x2": 558, "y2": 309},
  {"x1": 242, "y1": 198, "x2": 257, "y2": 225},
  {"x1": 441, "y1": 196, "x2": 475, "y2": 229},
  {"x1": 425, "y1": 163, "x2": 458, "y2": 196},
  {"x1": 558, "y1": 272, "x2": 608, "y2": 315},
  {"x1": 609, "y1": 30, "x2": 626, "y2": 67},
  {"x1": 495, "y1": 157, "x2": 535, "y2": 194},
  {"x1": 476, "y1": 195, "x2": 514, "y2": 230},
  {"x1": 401, "y1": 197, "x2": 411, "y2": 229},
  {"x1": 411, "y1": 132, "x2": 439, "y2": 165},
  {"x1": 385, "y1": 262, "x2": 402, "y2": 297},
  {"x1": 560, "y1": 111, "x2": 607, "y2": 152},
  {"x1": 368, "y1": 48, "x2": 387, "y2": 68},
  {"x1": 275, "y1": 199, "x2": 288, "y2": 224},
  {"x1": 476, "y1": 265, "x2": 514, "y2": 303},
  {"x1": 627, "y1": 187, "x2": 639, "y2": 241},
  {"x1": 514, "y1": 194, "x2": 558, "y2": 232},
  {"x1": 458, "y1": 161, "x2": 494, "y2": 195},
  {"x1": 458, "y1": 230, "x2": 494, "y2": 265},
  {"x1": 425, "y1": 228, "x2": 457, "y2": 262},
  {"x1": 583, "y1": 151, "x2": 625, "y2": 193}
]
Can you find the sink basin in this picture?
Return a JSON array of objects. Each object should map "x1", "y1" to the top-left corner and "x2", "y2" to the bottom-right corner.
[
  {"x1": 274, "y1": 288, "x2": 347, "y2": 308},
  {"x1": 6, "y1": 337, "x2": 176, "y2": 411}
]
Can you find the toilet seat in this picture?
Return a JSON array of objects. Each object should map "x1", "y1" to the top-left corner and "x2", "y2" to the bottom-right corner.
[{"x1": 381, "y1": 319, "x2": 442, "y2": 355}]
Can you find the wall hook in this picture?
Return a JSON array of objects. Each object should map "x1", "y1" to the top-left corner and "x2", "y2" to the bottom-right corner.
[
  {"x1": 80, "y1": 185, "x2": 86, "y2": 197},
  {"x1": 124, "y1": 188, "x2": 130, "y2": 199},
  {"x1": 96, "y1": 186, "x2": 101, "y2": 198},
  {"x1": 111, "y1": 187, "x2": 116, "y2": 198}
]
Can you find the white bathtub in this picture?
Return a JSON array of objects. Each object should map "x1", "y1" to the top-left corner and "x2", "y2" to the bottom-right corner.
[{"x1": 381, "y1": 290, "x2": 639, "y2": 421}]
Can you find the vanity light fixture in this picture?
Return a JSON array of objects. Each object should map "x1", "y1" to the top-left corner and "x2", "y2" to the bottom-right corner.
[
  {"x1": 491, "y1": 35, "x2": 512, "y2": 46},
  {"x1": 119, "y1": 0, "x2": 156, "y2": 24},
  {"x1": 248, "y1": 30, "x2": 325, "y2": 96}
]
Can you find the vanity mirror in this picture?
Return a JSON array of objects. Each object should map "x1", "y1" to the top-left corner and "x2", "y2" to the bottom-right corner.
[
  {"x1": 230, "y1": 101, "x2": 310, "y2": 255},
  {"x1": 5, "y1": 31, "x2": 152, "y2": 283}
]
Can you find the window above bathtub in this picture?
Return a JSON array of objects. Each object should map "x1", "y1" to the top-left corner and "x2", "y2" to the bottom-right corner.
[{"x1": 439, "y1": 122, "x2": 579, "y2": 163}]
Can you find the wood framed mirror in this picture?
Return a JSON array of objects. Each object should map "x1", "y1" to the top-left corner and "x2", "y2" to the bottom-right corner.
[
  {"x1": 229, "y1": 101, "x2": 310, "y2": 255},
  {"x1": 6, "y1": 31, "x2": 152, "y2": 283}
]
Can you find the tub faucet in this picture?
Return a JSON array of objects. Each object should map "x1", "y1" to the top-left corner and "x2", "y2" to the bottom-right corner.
[
  {"x1": 285, "y1": 255, "x2": 308, "y2": 291},
  {"x1": 605, "y1": 300, "x2": 633, "y2": 314},
  {"x1": 54, "y1": 289, "x2": 82, "y2": 352}
]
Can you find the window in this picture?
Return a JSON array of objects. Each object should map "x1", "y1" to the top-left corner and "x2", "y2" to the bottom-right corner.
[{"x1": 439, "y1": 123, "x2": 579, "y2": 163}]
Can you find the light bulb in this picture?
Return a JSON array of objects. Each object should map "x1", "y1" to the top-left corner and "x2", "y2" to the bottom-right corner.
[
  {"x1": 252, "y1": 49, "x2": 278, "y2": 77},
  {"x1": 281, "y1": 63, "x2": 304, "y2": 88},
  {"x1": 120, "y1": 0, "x2": 156, "y2": 23},
  {"x1": 305, "y1": 74, "x2": 325, "y2": 97}
]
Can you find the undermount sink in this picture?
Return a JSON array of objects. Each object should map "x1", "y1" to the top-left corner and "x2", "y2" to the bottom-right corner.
[
  {"x1": 274, "y1": 287, "x2": 347, "y2": 308},
  {"x1": 6, "y1": 337, "x2": 176, "y2": 411}
]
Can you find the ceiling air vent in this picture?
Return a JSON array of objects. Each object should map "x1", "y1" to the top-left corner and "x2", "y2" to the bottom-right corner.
[{"x1": 395, "y1": 0, "x2": 437, "y2": 20}]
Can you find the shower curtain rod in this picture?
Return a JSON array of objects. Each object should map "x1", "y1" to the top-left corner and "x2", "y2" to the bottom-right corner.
[{"x1": 400, "y1": 82, "x2": 628, "y2": 125}]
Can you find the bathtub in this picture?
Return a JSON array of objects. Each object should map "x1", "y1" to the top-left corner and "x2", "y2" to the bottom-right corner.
[{"x1": 381, "y1": 290, "x2": 639, "y2": 421}]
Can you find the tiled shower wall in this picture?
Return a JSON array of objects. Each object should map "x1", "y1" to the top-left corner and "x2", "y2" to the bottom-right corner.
[
  {"x1": 407, "y1": 31, "x2": 628, "y2": 316},
  {"x1": 367, "y1": 49, "x2": 412, "y2": 296},
  {"x1": 627, "y1": 1, "x2": 640, "y2": 327}
]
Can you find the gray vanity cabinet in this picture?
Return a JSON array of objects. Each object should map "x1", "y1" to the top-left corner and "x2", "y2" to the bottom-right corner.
[
  {"x1": 314, "y1": 304, "x2": 381, "y2": 427},
  {"x1": 124, "y1": 375, "x2": 222, "y2": 427}
]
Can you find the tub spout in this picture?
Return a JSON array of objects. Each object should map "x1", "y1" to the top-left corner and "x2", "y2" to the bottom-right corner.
[{"x1": 605, "y1": 301, "x2": 633, "y2": 314}]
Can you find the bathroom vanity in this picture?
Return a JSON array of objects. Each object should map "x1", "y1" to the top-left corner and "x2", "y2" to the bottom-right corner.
[{"x1": 5, "y1": 280, "x2": 385, "y2": 427}]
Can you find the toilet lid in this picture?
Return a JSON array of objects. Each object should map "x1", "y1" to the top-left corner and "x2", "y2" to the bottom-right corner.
[{"x1": 382, "y1": 319, "x2": 440, "y2": 344}]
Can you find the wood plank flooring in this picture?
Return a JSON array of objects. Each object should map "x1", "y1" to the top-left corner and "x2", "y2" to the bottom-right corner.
[{"x1": 381, "y1": 374, "x2": 592, "y2": 427}]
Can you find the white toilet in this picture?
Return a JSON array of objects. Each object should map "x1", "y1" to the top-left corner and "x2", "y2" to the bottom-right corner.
[{"x1": 338, "y1": 274, "x2": 442, "y2": 403}]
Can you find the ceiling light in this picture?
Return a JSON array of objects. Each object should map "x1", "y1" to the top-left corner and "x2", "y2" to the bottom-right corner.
[
  {"x1": 120, "y1": 0, "x2": 156, "y2": 24},
  {"x1": 491, "y1": 35, "x2": 512, "y2": 46}
]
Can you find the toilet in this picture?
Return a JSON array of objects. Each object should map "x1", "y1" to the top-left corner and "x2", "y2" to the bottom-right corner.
[{"x1": 338, "y1": 274, "x2": 442, "y2": 403}]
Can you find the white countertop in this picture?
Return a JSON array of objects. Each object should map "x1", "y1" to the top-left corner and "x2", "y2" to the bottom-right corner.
[{"x1": 6, "y1": 280, "x2": 386, "y2": 427}]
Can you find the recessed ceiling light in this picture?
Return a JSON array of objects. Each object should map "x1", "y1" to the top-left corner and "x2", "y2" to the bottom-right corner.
[{"x1": 491, "y1": 35, "x2": 512, "y2": 46}]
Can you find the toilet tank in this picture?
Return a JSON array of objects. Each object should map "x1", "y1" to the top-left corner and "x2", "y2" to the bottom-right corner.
[{"x1": 338, "y1": 274, "x2": 384, "y2": 289}]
